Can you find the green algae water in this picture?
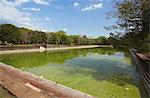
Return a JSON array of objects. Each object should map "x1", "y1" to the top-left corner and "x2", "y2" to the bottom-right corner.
[
  {"x1": 0, "y1": 86, "x2": 16, "y2": 98},
  {"x1": 0, "y1": 48, "x2": 144, "y2": 98}
]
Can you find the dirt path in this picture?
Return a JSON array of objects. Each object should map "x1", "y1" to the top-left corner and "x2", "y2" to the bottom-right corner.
[{"x1": 0, "y1": 62, "x2": 95, "y2": 98}]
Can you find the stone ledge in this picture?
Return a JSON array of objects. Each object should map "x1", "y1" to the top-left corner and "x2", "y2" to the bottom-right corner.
[{"x1": 0, "y1": 62, "x2": 96, "y2": 98}]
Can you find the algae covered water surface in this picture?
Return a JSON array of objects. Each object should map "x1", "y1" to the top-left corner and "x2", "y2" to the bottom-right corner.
[{"x1": 0, "y1": 48, "x2": 143, "y2": 98}]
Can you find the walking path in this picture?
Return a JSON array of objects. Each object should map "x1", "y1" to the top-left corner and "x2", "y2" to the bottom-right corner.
[
  {"x1": 0, "y1": 45, "x2": 112, "y2": 54},
  {"x1": 0, "y1": 62, "x2": 95, "y2": 98}
]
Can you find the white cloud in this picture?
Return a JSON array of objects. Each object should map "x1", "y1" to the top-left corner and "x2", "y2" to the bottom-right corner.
[
  {"x1": 0, "y1": 0, "x2": 54, "y2": 31},
  {"x1": 32, "y1": 8, "x2": 40, "y2": 11},
  {"x1": 41, "y1": 29, "x2": 48, "y2": 32},
  {"x1": 0, "y1": 0, "x2": 21, "y2": 7},
  {"x1": 73, "y1": 2, "x2": 79, "y2": 8},
  {"x1": 33, "y1": 0, "x2": 49, "y2": 5},
  {"x1": 23, "y1": 7, "x2": 40, "y2": 12},
  {"x1": 0, "y1": 2, "x2": 30, "y2": 23},
  {"x1": 24, "y1": 24, "x2": 39, "y2": 30},
  {"x1": 45, "y1": 17, "x2": 50, "y2": 21},
  {"x1": 63, "y1": 28, "x2": 67, "y2": 32},
  {"x1": 81, "y1": 3, "x2": 102, "y2": 11},
  {"x1": 40, "y1": 28, "x2": 55, "y2": 32},
  {"x1": 0, "y1": 0, "x2": 53, "y2": 7},
  {"x1": 33, "y1": 0, "x2": 55, "y2": 5},
  {"x1": 0, "y1": 0, "x2": 31, "y2": 26},
  {"x1": 15, "y1": 0, "x2": 30, "y2": 4},
  {"x1": 22, "y1": 22, "x2": 32, "y2": 26}
]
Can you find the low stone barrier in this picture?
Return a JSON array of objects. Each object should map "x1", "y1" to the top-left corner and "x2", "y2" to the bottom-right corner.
[
  {"x1": 0, "y1": 62, "x2": 95, "y2": 98},
  {"x1": 0, "y1": 45, "x2": 102, "y2": 54}
]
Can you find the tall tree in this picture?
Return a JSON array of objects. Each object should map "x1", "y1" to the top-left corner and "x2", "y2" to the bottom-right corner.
[
  {"x1": 0, "y1": 24, "x2": 20, "y2": 44},
  {"x1": 19, "y1": 28, "x2": 33, "y2": 44},
  {"x1": 107, "y1": 0, "x2": 150, "y2": 51},
  {"x1": 97, "y1": 36, "x2": 108, "y2": 45}
]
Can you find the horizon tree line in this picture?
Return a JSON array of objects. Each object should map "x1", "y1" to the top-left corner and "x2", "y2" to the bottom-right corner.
[{"x1": 0, "y1": 24, "x2": 109, "y2": 46}]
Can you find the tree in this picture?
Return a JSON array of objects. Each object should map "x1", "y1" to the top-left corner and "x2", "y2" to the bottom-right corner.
[
  {"x1": 106, "y1": 0, "x2": 150, "y2": 51},
  {"x1": 57, "y1": 31, "x2": 67, "y2": 44},
  {"x1": 46, "y1": 32, "x2": 53, "y2": 44},
  {"x1": 30, "y1": 31, "x2": 46, "y2": 44},
  {"x1": 96, "y1": 36, "x2": 108, "y2": 45},
  {"x1": 19, "y1": 28, "x2": 33, "y2": 44},
  {"x1": 108, "y1": 33, "x2": 120, "y2": 47},
  {"x1": 0, "y1": 23, "x2": 110, "y2": 46},
  {"x1": 80, "y1": 35, "x2": 88, "y2": 45},
  {"x1": 0, "y1": 24, "x2": 20, "y2": 44},
  {"x1": 65, "y1": 36, "x2": 74, "y2": 45}
]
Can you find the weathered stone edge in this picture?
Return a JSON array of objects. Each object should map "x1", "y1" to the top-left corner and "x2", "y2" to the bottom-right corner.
[{"x1": 0, "y1": 62, "x2": 96, "y2": 98}]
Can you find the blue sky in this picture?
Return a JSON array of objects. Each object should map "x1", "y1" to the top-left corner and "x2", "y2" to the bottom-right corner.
[{"x1": 0, "y1": 0, "x2": 116, "y2": 37}]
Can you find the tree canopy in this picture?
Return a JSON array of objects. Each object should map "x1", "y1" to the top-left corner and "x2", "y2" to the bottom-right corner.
[
  {"x1": 107, "y1": 0, "x2": 150, "y2": 51},
  {"x1": 0, "y1": 24, "x2": 109, "y2": 45}
]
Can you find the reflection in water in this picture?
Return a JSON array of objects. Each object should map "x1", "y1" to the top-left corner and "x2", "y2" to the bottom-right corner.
[
  {"x1": 0, "y1": 48, "x2": 143, "y2": 98},
  {"x1": 0, "y1": 48, "x2": 117, "y2": 68}
]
